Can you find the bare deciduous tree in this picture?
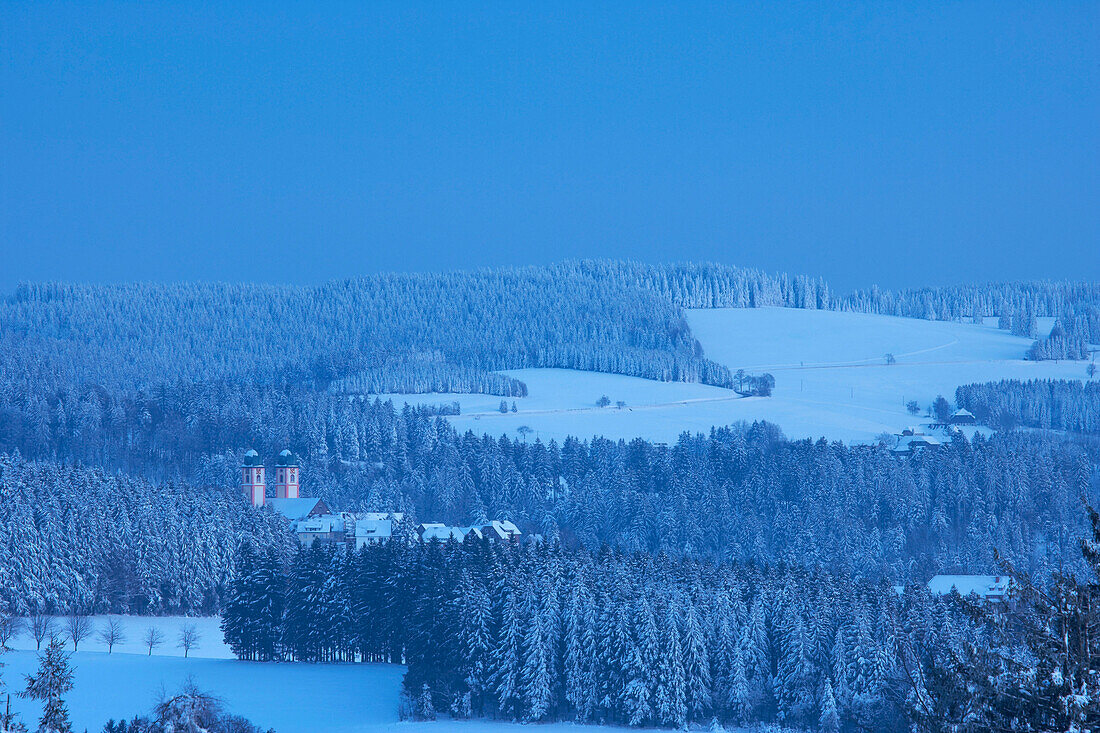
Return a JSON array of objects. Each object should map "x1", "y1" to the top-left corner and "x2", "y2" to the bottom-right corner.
[
  {"x1": 143, "y1": 626, "x2": 165, "y2": 655},
  {"x1": 98, "y1": 618, "x2": 126, "y2": 654},
  {"x1": 29, "y1": 614, "x2": 55, "y2": 651},
  {"x1": 65, "y1": 614, "x2": 93, "y2": 652},
  {"x1": 0, "y1": 614, "x2": 22, "y2": 649},
  {"x1": 177, "y1": 624, "x2": 201, "y2": 658}
]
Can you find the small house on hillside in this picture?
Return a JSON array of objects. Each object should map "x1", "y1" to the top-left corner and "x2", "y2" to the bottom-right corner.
[
  {"x1": 928, "y1": 575, "x2": 1011, "y2": 604},
  {"x1": 949, "y1": 408, "x2": 977, "y2": 425},
  {"x1": 892, "y1": 434, "x2": 941, "y2": 455}
]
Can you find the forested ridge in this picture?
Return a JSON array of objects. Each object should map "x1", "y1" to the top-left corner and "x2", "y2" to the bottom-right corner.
[{"x1": 2, "y1": 402, "x2": 1096, "y2": 617}]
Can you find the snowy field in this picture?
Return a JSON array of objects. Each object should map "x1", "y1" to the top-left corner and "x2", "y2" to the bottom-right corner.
[
  {"x1": 3, "y1": 617, "x2": 767, "y2": 733},
  {"x1": 373, "y1": 309, "x2": 1092, "y2": 444}
]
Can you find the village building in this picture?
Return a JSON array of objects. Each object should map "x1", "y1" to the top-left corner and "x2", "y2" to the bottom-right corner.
[
  {"x1": 927, "y1": 575, "x2": 1011, "y2": 604},
  {"x1": 354, "y1": 512, "x2": 406, "y2": 549},
  {"x1": 416, "y1": 520, "x2": 521, "y2": 544},
  {"x1": 948, "y1": 408, "x2": 977, "y2": 425},
  {"x1": 268, "y1": 497, "x2": 330, "y2": 521},
  {"x1": 295, "y1": 513, "x2": 349, "y2": 545},
  {"x1": 242, "y1": 452, "x2": 515, "y2": 548},
  {"x1": 892, "y1": 433, "x2": 941, "y2": 455}
]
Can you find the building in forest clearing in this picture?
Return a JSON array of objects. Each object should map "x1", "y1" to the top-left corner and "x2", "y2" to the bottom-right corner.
[
  {"x1": 927, "y1": 575, "x2": 1011, "y2": 604},
  {"x1": 892, "y1": 433, "x2": 941, "y2": 455},
  {"x1": 948, "y1": 408, "x2": 977, "y2": 425}
]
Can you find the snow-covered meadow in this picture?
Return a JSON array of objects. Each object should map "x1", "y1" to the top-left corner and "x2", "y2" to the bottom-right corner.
[{"x1": 372, "y1": 308, "x2": 1091, "y2": 443}]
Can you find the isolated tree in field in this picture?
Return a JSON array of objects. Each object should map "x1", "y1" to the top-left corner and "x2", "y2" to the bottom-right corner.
[
  {"x1": 97, "y1": 619, "x2": 125, "y2": 654},
  {"x1": 0, "y1": 615, "x2": 22, "y2": 649},
  {"x1": 143, "y1": 627, "x2": 164, "y2": 656},
  {"x1": 29, "y1": 616, "x2": 55, "y2": 651},
  {"x1": 906, "y1": 400, "x2": 920, "y2": 415},
  {"x1": 616, "y1": 400, "x2": 626, "y2": 409},
  {"x1": 596, "y1": 395, "x2": 611, "y2": 408},
  {"x1": 21, "y1": 638, "x2": 73, "y2": 733},
  {"x1": 516, "y1": 426, "x2": 532, "y2": 441},
  {"x1": 63, "y1": 616, "x2": 92, "y2": 652},
  {"x1": 178, "y1": 625, "x2": 201, "y2": 658},
  {"x1": 932, "y1": 395, "x2": 952, "y2": 423},
  {"x1": 499, "y1": 401, "x2": 509, "y2": 414},
  {"x1": 510, "y1": 402, "x2": 517, "y2": 413},
  {"x1": 1089, "y1": 362, "x2": 1097, "y2": 379},
  {"x1": 885, "y1": 353, "x2": 896, "y2": 365},
  {"x1": 153, "y1": 680, "x2": 223, "y2": 732}
]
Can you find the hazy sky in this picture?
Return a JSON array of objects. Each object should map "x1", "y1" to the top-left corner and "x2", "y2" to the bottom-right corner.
[{"x1": 2, "y1": 2, "x2": 1097, "y2": 294}]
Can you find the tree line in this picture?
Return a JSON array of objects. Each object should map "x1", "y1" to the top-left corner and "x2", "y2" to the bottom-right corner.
[
  {"x1": 222, "y1": 536, "x2": 922, "y2": 731},
  {"x1": 955, "y1": 378, "x2": 1100, "y2": 434}
]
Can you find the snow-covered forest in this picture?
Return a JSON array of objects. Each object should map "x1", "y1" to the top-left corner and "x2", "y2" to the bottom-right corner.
[
  {"x1": 219, "y1": 522, "x2": 1100, "y2": 731},
  {"x1": 955, "y1": 378, "x2": 1100, "y2": 434},
  {"x1": 222, "y1": 536, "x2": 913, "y2": 730},
  {"x1": 2, "y1": 263, "x2": 1100, "y2": 731},
  {"x1": 0, "y1": 454, "x2": 293, "y2": 615},
  {"x1": 2, "y1": 409, "x2": 1096, "y2": 616}
]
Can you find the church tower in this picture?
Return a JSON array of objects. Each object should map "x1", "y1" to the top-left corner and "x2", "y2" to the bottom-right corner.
[
  {"x1": 241, "y1": 449, "x2": 266, "y2": 506},
  {"x1": 274, "y1": 449, "x2": 300, "y2": 499}
]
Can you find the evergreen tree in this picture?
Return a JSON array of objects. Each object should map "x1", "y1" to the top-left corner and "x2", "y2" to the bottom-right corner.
[{"x1": 21, "y1": 639, "x2": 73, "y2": 733}]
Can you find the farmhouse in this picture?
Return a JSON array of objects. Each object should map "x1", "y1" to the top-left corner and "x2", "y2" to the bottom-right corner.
[
  {"x1": 892, "y1": 433, "x2": 941, "y2": 455},
  {"x1": 948, "y1": 408, "x2": 977, "y2": 425}
]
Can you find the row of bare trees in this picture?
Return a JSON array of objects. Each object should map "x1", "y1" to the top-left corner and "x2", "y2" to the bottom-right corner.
[{"x1": 0, "y1": 614, "x2": 201, "y2": 656}]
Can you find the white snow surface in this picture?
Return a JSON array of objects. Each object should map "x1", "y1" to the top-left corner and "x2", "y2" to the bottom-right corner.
[{"x1": 372, "y1": 308, "x2": 1087, "y2": 444}]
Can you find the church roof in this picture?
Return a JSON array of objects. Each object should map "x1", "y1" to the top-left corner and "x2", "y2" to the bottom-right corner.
[
  {"x1": 241, "y1": 449, "x2": 263, "y2": 467},
  {"x1": 275, "y1": 449, "x2": 299, "y2": 467},
  {"x1": 268, "y1": 497, "x2": 328, "y2": 521}
]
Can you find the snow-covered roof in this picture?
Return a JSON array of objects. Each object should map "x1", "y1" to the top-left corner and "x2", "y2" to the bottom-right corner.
[
  {"x1": 361, "y1": 512, "x2": 404, "y2": 521},
  {"x1": 927, "y1": 575, "x2": 1011, "y2": 600},
  {"x1": 297, "y1": 514, "x2": 345, "y2": 534},
  {"x1": 275, "y1": 449, "x2": 299, "y2": 467},
  {"x1": 242, "y1": 449, "x2": 263, "y2": 467},
  {"x1": 268, "y1": 497, "x2": 327, "y2": 521},
  {"x1": 951, "y1": 408, "x2": 974, "y2": 418},
  {"x1": 420, "y1": 525, "x2": 470, "y2": 542},
  {"x1": 484, "y1": 520, "x2": 521, "y2": 539},
  {"x1": 355, "y1": 518, "x2": 393, "y2": 539},
  {"x1": 892, "y1": 435, "x2": 942, "y2": 453}
]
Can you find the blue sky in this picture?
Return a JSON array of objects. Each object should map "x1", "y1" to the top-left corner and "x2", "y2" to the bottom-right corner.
[{"x1": 1, "y1": 2, "x2": 1097, "y2": 293}]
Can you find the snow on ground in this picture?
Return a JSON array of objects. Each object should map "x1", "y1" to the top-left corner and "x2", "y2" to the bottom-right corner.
[
  {"x1": 2, "y1": 648, "x2": 405, "y2": 733},
  {"x1": 369, "y1": 309, "x2": 1091, "y2": 444}
]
